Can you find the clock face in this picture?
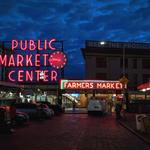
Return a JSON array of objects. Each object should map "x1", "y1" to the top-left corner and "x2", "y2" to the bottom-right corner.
[{"x1": 49, "y1": 51, "x2": 67, "y2": 69}]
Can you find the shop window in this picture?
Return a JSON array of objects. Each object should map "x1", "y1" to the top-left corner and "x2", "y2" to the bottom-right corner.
[
  {"x1": 96, "y1": 57, "x2": 107, "y2": 68},
  {"x1": 142, "y1": 58, "x2": 150, "y2": 69},
  {"x1": 96, "y1": 73, "x2": 107, "y2": 80}
]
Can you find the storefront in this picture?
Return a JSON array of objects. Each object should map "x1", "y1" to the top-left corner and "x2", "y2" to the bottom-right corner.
[
  {"x1": 0, "y1": 81, "x2": 24, "y2": 106},
  {"x1": 60, "y1": 79, "x2": 124, "y2": 109}
]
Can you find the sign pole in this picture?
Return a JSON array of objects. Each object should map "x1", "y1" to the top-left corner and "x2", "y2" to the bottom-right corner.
[{"x1": 57, "y1": 40, "x2": 64, "y2": 105}]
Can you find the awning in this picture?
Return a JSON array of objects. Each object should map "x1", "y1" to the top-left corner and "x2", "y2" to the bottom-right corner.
[
  {"x1": 137, "y1": 82, "x2": 150, "y2": 91},
  {"x1": 0, "y1": 81, "x2": 24, "y2": 88}
]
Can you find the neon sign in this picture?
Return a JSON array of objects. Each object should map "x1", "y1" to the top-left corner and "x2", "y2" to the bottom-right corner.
[
  {"x1": 60, "y1": 80, "x2": 123, "y2": 90},
  {"x1": 0, "y1": 39, "x2": 67, "y2": 82},
  {"x1": 12, "y1": 39, "x2": 56, "y2": 50}
]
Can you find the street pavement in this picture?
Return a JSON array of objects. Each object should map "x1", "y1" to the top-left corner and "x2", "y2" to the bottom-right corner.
[{"x1": 0, "y1": 114, "x2": 150, "y2": 150}]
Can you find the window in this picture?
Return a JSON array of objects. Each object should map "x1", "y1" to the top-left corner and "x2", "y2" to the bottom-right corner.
[
  {"x1": 143, "y1": 74, "x2": 150, "y2": 83},
  {"x1": 96, "y1": 73, "x2": 107, "y2": 80},
  {"x1": 120, "y1": 58, "x2": 128, "y2": 68},
  {"x1": 96, "y1": 57, "x2": 107, "y2": 68},
  {"x1": 142, "y1": 59, "x2": 150, "y2": 69},
  {"x1": 133, "y1": 74, "x2": 138, "y2": 85},
  {"x1": 133, "y1": 58, "x2": 137, "y2": 69}
]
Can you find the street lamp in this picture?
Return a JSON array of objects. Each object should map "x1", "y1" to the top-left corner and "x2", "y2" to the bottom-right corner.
[
  {"x1": 100, "y1": 41, "x2": 105, "y2": 45},
  {"x1": 56, "y1": 40, "x2": 64, "y2": 106},
  {"x1": 120, "y1": 44, "x2": 129, "y2": 111}
]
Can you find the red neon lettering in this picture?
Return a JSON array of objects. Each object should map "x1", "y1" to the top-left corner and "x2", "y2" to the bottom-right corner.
[
  {"x1": 26, "y1": 71, "x2": 33, "y2": 81},
  {"x1": 12, "y1": 40, "x2": 18, "y2": 50},
  {"x1": 110, "y1": 83, "x2": 115, "y2": 89},
  {"x1": 35, "y1": 54, "x2": 40, "y2": 66},
  {"x1": 72, "y1": 82, "x2": 76, "y2": 88},
  {"x1": 20, "y1": 40, "x2": 27, "y2": 50},
  {"x1": 26, "y1": 55, "x2": 33, "y2": 66},
  {"x1": 35, "y1": 70, "x2": 40, "y2": 81},
  {"x1": 17, "y1": 54, "x2": 23, "y2": 66},
  {"x1": 106, "y1": 83, "x2": 111, "y2": 89},
  {"x1": 37, "y1": 40, "x2": 43, "y2": 50},
  {"x1": 90, "y1": 83, "x2": 94, "y2": 88},
  {"x1": 102, "y1": 83, "x2": 107, "y2": 89},
  {"x1": 8, "y1": 55, "x2": 15, "y2": 66},
  {"x1": 76, "y1": 83, "x2": 82, "y2": 88},
  {"x1": 18, "y1": 70, "x2": 24, "y2": 82},
  {"x1": 49, "y1": 38, "x2": 56, "y2": 50},
  {"x1": 0, "y1": 54, "x2": 7, "y2": 66},
  {"x1": 8, "y1": 71, "x2": 15, "y2": 82},
  {"x1": 44, "y1": 40, "x2": 47, "y2": 50},
  {"x1": 43, "y1": 54, "x2": 48, "y2": 66},
  {"x1": 51, "y1": 70, "x2": 57, "y2": 81},
  {"x1": 86, "y1": 83, "x2": 89, "y2": 88},
  {"x1": 116, "y1": 83, "x2": 123, "y2": 89},
  {"x1": 96, "y1": 83, "x2": 102, "y2": 88},
  {"x1": 116, "y1": 83, "x2": 119, "y2": 89},
  {"x1": 29, "y1": 40, "x2": 36, "y2": 50},
  {"x1": 66, "y1": 83, "x2": 71, "y2": 88}
]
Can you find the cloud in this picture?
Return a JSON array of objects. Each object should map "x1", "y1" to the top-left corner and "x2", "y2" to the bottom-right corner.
[{"x1": 0, "y1": 0, "x2": 150, "y2": 78}]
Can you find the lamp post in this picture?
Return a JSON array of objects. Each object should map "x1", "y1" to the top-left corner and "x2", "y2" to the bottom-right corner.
[
  {"x1": 122, "y1": 45, "x2": 126, "y2": 107},
  {"x1": 57, "y1": 40, "x2": 64, "y2": 106},
  {"x1": 121, "y1": 44, "x2": 129, "y2": 111},
  {"x1": 123, "y1": 45, "x2": 125, "y2": 77}
]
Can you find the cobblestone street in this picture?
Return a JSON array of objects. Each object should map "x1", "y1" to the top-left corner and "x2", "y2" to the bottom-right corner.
[{"x1": 0, "y1": 114, "x2": 150, "y2": 150}]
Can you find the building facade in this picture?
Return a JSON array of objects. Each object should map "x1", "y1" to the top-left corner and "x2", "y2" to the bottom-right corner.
[{"x1": 82, "y1": 40, "x2": 150, "y2": 91}]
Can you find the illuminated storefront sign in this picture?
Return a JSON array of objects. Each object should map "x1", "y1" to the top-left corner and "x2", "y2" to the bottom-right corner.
[
  {"x1": 86, "y1": 40, "x2": 150, "y2": 49},
  {"x1": 0, "y1": 39, "x2": 67, "y2": 82},
  {"x1": 137, "y1": 81, "x2": 150, "y2": 92},
  {"x1": 60, "y1": 80, "x2": 123, "y2": 90}
]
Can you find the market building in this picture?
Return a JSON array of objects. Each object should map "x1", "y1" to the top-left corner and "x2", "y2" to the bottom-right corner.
[{"x1": 81, "y1": 40, "x2": 150, "y2": 101}]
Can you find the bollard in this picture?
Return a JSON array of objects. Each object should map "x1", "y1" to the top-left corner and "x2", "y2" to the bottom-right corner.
[{"x1": 136, "y1": 114, "x2": 146, "y2": 132}]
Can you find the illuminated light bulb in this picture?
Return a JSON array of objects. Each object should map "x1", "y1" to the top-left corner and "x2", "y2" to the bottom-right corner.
[{"x1": 100, "y1": 41, "x2": 105, "y2": 45}]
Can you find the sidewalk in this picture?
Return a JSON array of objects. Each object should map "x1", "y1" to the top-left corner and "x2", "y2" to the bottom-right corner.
[{"x1": 118, "y1": 112, "x2": 150, "y2": 145}]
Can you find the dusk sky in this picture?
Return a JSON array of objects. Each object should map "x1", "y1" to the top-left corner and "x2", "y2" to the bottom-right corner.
[{"x1": 0, "y1": 0, "x2": 150, "y2": 79}]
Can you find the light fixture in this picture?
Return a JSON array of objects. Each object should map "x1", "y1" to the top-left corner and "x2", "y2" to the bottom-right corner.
[{"x1": 100, "y1": 41, "x2": 105, "y2": 45}]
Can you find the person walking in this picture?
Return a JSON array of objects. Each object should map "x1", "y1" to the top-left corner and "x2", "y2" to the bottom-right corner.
[{"x1": 115, "y1": 98, "x2": 122, "y2": 120}]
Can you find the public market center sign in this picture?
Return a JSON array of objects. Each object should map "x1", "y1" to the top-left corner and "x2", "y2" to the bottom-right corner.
[{"x1": 0, "y1": 39, "x2": 67, "y2": 82}]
